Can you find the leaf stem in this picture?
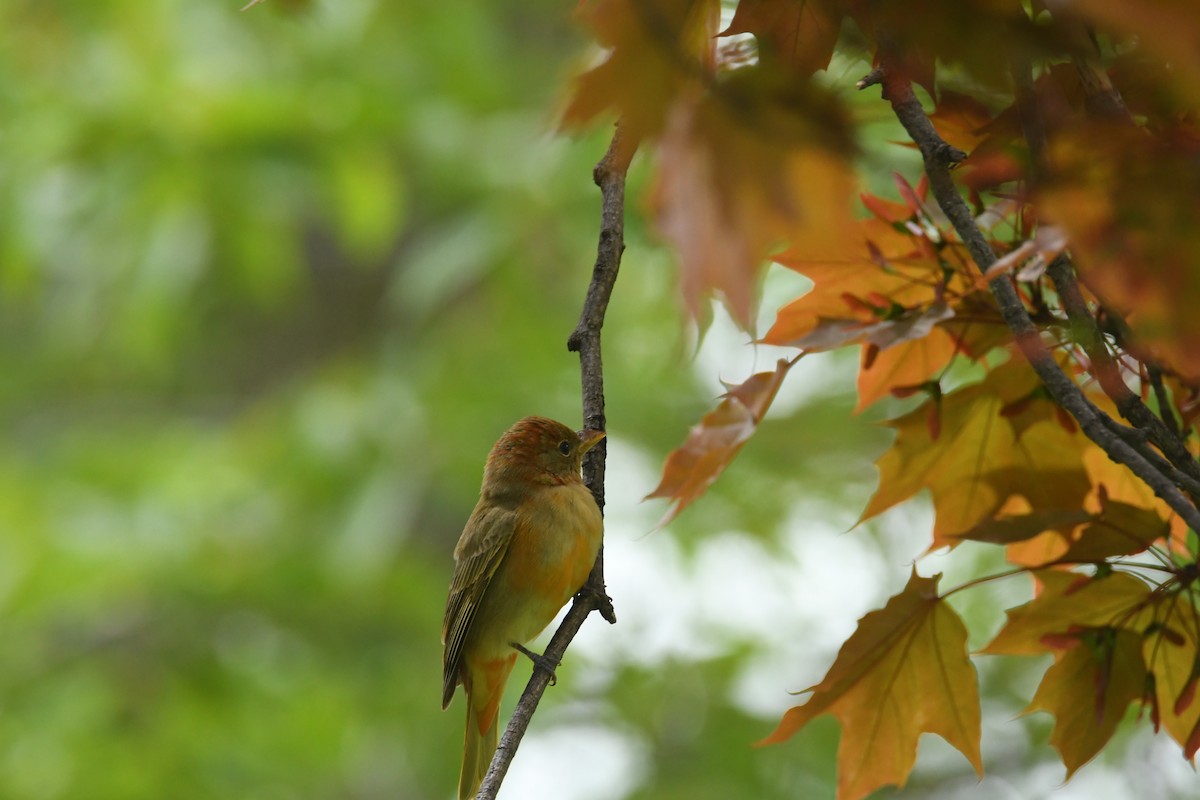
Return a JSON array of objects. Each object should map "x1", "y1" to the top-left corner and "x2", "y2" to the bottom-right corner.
[
  {"x1": 1107, "y1": 559, "x2": 1181, "y2": 575},
  {"x1": 941, "y1": 566, "x2": 1031, "y2": 598}
]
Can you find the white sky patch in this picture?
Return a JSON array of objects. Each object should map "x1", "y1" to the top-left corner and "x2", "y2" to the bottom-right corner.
[
  {"x1": 691, "y1": 265, "x2": 853, "y2": 417},
  {"x1": 559, "y1": 435, "x2": 717, "y2": 665},
  {"x1": 502, "y1": 723, "x2": 647, "y2": 800}
]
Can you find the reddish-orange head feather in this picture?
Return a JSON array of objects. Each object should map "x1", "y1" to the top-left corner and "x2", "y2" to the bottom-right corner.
[{"x1": 482, "y1": 416, "x2": 604, "y2": 490}]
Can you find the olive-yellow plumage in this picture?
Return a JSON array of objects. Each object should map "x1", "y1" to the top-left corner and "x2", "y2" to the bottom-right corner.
[{"x1": 442, "y1": 416, "x2": 604, "y2": 800}]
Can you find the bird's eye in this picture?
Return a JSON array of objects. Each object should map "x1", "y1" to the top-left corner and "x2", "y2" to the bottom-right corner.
[{"x1": 557, "y1": 440, "x2": 571, "y2": 456}]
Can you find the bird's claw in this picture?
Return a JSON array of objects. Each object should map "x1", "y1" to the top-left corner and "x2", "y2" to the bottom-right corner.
[
  {"x1": 577, "y1": 582, "x2": 616, "y2": 624},
  {"x1": 511, "y1": 642, "x2": 559, "y2": 685}
]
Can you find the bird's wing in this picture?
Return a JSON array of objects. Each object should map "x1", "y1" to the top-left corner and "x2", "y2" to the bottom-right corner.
[{"x1": 441, "y1": 499, "x2": 519, "y2": 709}]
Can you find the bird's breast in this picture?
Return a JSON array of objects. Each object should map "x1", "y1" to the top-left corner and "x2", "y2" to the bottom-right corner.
[{"x1": 506, "y1": 483, "x2": 602, "y2": 599}]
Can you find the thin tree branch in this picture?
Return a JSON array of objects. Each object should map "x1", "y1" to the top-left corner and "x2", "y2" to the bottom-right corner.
[
  {"x1": 475, "y1": 123, "x2": 637, "y2": 800},
  {"x1": 1009, "y1": 52, "x2": 1048, "y2": 182},
  {"x1": 872, "y1": 55, "x2": 1200, "y2": 534}
]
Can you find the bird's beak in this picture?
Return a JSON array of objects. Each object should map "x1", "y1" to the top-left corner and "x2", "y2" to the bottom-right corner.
[{"x1": 578, "y1": 429, "x2": 606, "y2": 454}]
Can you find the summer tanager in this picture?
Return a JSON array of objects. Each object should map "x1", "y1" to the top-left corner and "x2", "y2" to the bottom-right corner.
[{"x1": 442, "y1": 416, "x2": 605, "y2": 800}]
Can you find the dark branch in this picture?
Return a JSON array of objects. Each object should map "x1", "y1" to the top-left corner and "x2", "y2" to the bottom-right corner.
[
  {"x1": 874, "y1": 55, "x2": 1200, "y2": 533},
  {"x1": 856, "y1": 67, "x2": 884, "y2": 90},
  {"x1": 1009, "y1": 54, "x2": 1048, "y2": 183},
  {"x1": 476, "y1": 123, "x2": 636, "y2": 800}
]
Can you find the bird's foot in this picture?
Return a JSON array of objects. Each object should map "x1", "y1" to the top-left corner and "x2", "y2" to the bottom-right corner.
[{"x1": 511, "y1": 642, "x2": 559, "y2": 685}]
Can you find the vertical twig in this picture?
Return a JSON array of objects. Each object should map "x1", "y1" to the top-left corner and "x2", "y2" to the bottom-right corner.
[
  {"x1": 569, "y1": 124, "x2": 638, "y2": 621},
  {"x1": 475, "y1": 123, "x2": 637, "y2": 800}
]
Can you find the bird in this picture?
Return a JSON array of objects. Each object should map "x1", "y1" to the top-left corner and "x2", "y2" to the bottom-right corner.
[{"x1": 442, "y1": 416, "x2": 605, "y2": 800}]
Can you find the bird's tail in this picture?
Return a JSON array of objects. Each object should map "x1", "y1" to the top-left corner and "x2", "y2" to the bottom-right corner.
[
  {"x1": 459, "y1": 703, "x2": 498, "y2": 800},
  {"x1": 458, "y1": 654, "x2": 515, "y2": 800}
]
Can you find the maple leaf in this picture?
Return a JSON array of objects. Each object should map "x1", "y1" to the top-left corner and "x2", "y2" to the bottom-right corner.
[
  {"x1": 1067, "y1": 0, "x2": 1200, "y2": 98},
  {"x1": 1039, "y1": 123, "x2": 1200, "y2": 381},
  {"x1": 1083, "y1": 445, "x2": 1189, "y2": 552},
  {"x1": 762, "y1": 226, "x2": 961, "y2": 347},
  {"x1": 1143, "y1": 593, "x2": 1200, "y2": 758},
  {"x1": 720, "y1": 0, "x2": 843, "y2": 76},
  {"x1": 860, "y1": 358, "x2": 1092, "y2": 546},
  {"x1": 760, "y1": 571, "x2": 982, "y2": 800},
  {"x1": 559, "y1": 0, "x2": 715, "y2": 139},
  {"x1": 952, "y1": 500, "x2": 1168, "y2": 564},
  {"x1": 562, "y1": 0, "x2": 720, "y2": 140},
  {"x1": 856, "y1": 327, "x2": 957, "y2": 412},
  {"x1": 954, "y1": 509, "x2": 1093, "y2": 547},
  {"x1": 927, "y1": 90, "x2": 993, "y2": 153},
  {"x1": 1053, "y1": 500, "x2": 1169, "y2": 563},
  {"x1": 775, "y1": 301, "x2": 954, "y2": 354},
  {"x1": 983, "y1": 570, "x2": 1151, "y2": 657},
  {"x1": 762, "y1": 188, "x2": 1004, "y2": 369},
  {"x1": 938, "y1": 293, "x2": 1011, "y2": 359},
  {"x1": 651, "y1": 70, "x2": 856, "y2": 329},
  {"x1": 1026, "y1": 627, "x2": 1147, "y2": 777},
  {"x1": 646, "y1": 358, "x2": 791, "y2": 525}
]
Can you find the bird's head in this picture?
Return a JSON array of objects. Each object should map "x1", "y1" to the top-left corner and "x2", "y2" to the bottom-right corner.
[{"x1": 482, "y1": 416, "x2": 605, "y2": 490}]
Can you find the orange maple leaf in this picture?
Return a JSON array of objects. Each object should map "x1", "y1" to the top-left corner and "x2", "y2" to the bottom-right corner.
[
  {"x1": 760, "y1": 571, "x2": 982, "y2": 800},
  {"x1": 651, "y1": 71, "x2": 855, "y2": 329},
  {"x1": 720, "y1": 0, "x2": 842, "y2": 76},
  {"x1": 1083, "y1": 445, "x2": 1189, "y2": 553},
  {"x1": 762, "y1": 223, "x2": 949, "y2": 347},
  {"x1": 1068, "y1": 0, "x2": 1200, "y2": 98},
  {"x1": 646, "y1": 358, "x2": 792, "y2": 525},
  {"x1": 760, "y1": 191, "x2": 1005, "y2": 394},
  {"x1": 855, "y1": 328, "x2": 957, "y2": 412},
  {"x1": 562, "y1": 0, "x2": 719, "y2": 140},
  {"x1": 1039, "y1": 123, "x2": 1200, "y2": 381},
  {"x1": 927, "y1": 90, "x2": 993, "y2": 153}
]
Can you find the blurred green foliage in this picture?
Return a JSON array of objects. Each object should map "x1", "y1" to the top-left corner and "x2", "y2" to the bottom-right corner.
[{"x1": 0, "y1": 1, "x2": 638, "y2": 797}]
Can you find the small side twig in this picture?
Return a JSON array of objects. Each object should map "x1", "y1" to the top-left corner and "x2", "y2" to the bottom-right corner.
[
  {"x1": 856, "y1": 67, "x2": 884, "y2": 90},
  {"x1": 1097, "y1": 415, "x2": 1200, "y2": 497},
  {"x1": 1149, "y1": 365, "x2": 1182, "y2": 439},
  {"x1": 1046, "y1": 256, "x2": 1200, "y2": 488},
  {"x1": 873, "y1": 53, "x2": 1200, "y2": 534},
  {"x1": 475, "y1": 123, "x2": 637, "y2": 800}
]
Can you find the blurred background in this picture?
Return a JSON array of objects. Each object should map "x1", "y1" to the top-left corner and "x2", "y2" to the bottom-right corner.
[{"x1": 0, "y1": 1, "x2": 1195, "y2": 798}]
